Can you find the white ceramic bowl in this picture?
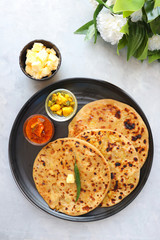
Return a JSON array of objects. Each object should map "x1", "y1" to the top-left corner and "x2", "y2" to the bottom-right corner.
[{"x1": 45, "y1": 89, "x2": 78, "y2": 122}]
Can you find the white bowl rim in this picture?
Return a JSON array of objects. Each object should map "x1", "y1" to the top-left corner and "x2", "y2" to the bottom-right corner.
[{"x1": 45, "y1": 88, "x2": 78, "y2": 122}]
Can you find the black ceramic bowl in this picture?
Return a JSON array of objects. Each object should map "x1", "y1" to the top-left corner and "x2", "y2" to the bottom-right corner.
[{"x1": 19, "y1": 39, "x2": 62, "y2": 81}]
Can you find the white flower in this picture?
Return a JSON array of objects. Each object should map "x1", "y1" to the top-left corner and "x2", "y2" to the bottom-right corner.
[
  {"x1": 89, "y1": 0, "x2": 116, "y2": 8},
  {"x1": 130, "y1": 10, "x2": 142, "y2": 22},
  {"x1": 148, "y1": 35, "x2": 160, "y2": 51},
  {"x1": 107, "y1": 0, "x2": 116, "y2": 6},
  {"x1": 89, "y1": 0, "x2": 98, "y2": 9},
  {"x1": 97, "y1": 9, "x2": 127, "y2": 45}
]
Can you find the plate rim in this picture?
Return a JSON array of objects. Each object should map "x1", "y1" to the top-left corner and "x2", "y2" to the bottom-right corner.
[{"x1": 8, "y1": 77, "x2": 154, "y2": 222}]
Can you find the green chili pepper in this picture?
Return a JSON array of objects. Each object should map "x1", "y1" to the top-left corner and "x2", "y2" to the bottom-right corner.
[{"x1": 74, "y1": 156, "x2": 81, "y2": 202}]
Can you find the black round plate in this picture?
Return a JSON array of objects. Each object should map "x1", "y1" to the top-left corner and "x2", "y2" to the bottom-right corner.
[{"x1": 9, "y1": 78, "x2": 154, "y2": 222}]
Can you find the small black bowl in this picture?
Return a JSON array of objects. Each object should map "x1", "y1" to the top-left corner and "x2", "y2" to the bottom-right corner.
[{"x1": 19, "y1": 39, "x2": 62, "y2": 81}]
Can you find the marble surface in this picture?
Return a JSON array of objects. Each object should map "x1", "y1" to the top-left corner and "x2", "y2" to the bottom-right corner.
[{"x1": 1, "y1": 0, "x2": 160, "y2": 239}]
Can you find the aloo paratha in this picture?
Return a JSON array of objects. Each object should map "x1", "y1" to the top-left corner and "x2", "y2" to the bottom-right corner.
[
  {"x1": 68, "y1": 99, "x2": 149, "y2": 168},
  {"x1": 33, "y1": 138, "x2": 110, "y2": 215},
  {"x1": 77, "y1": 129, "x2": 140, "y2": 207}
]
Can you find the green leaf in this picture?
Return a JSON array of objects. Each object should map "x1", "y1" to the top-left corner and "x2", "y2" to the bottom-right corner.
[
  {"x1": 123, "y1": 11, "x2": 134, "y2": 18},
  {"x1": 120, "y1": 22, "x2": 129, "y2": 34},
  {"x1": 74, "y1": 3, "x2": 104, "y2": 43},
  {"x1": 127, "y1": 21, "x2": 145, "y2": 60},
  {"x1": 74, "y1": 20, "x2": 94, "y2": 35},
  {"x1": 150, "y1": 16, "x2": 160, "y2": 34},
  {"x1": 132, "y1": 25, "x2": 148, "y2": 60},
  {"x1": 142, "y1": 7, "x2": 148, "y2": 22},
  {"x1": 154, "y1": 0, "x2": 160, "y2": 8},
  {"x1": 148, "y1": 49, "x2": 160, "y2": 55},
  {"x1": 93, "y1": 4, "x2": 104, "y2": 43},
  {"x1": 95, "y1": 0, "x2": 104, "y2": 4},
  {"x1": 133, "y1": 33, "x2": 148, "y2": 60},
  {"x1": 148, "y1": 52, "x2": 160, "y2": 63},
  {"x1": 85, "y1": 24, "x2": 96, "y2": 41},
  {"x1": 74, "y1": 156, "x2": 81, "y2": 202},
  {"x1": 144, "y1": 0, "x2": 160, "y2": 22},
  {"x1": 137, "y1": 40, "x2": 148, "y2": 60},
  {"x1": 117, "y1": 35, "x2": 127, "y2": 55},
  {"x1": 95, "y1": 0, "x2": 114, "y2": 13},
  {"x1": 113, "y1": 0, "x2": 145, "y2": 13}
]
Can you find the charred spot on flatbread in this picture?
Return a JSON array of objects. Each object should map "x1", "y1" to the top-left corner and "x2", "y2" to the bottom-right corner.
[
  {"x1": 68, "y1": 99, "x2": 149, "y2": 168},
  {"x1": 33, "y1": 138, "x2": 110, "y2": 216},
  {"x1": 77, "y1": 129, "x2": 140, "y2": 207}
]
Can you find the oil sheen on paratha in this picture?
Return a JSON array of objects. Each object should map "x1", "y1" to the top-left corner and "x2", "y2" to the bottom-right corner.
[
  {"x1": 77, "y1": 129, "x2": 140, "y2": 207},
  {"x1": 68, "y1": 99, "x2": 149, "y2": 168},
  {"x1": 33, "y1": 138, "x2": 110, "y2": 216}
]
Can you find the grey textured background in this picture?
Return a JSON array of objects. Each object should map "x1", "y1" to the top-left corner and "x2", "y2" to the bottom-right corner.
[{"x1": 1, "y1": 0, "x2": 160, "y2": 239}]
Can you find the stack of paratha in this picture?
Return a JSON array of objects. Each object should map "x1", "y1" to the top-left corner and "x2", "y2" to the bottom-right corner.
[
  {"x1": 68, "y1": 99, "x2": 149, "y2": 168},
  {"x1": 68, "y1": 99, "x2": 149, "y2": 209},
  {"x1": 33, "y1": 99, "x2": 149, "y2": 216}
]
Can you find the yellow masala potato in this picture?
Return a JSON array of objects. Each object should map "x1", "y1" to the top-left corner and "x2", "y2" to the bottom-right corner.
[{"x1": 48, "y1": 92, "x2": 75, "y2": 117}]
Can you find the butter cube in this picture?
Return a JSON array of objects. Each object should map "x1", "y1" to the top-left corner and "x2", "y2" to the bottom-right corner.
[
  {"x1": 32, "y1": 43, "x2": 44, "y2": 52},
  {"x1": 26, "y1": 50, "x2": 37, "y2": 64},
  {"x1": 47, "y1": 54, "x2": 59, "y2": 71},
  {"x1": 31, "y1": 61, "x2": 43, "y2": 72},
  {"x1": 66, "y1": 174, "x2": 75, "y2": 183},
  {"x1": 36, "y1": 49, "x2": 48, "y2": 62},
  {"x1": 46, "y1": 48, "x2": 56, "y2": 55},
  {"x1": 50, "y1": 49, "x2": 57, "y2": 55},
  {"x1": 35, "y1": 72, "x2": 43, "y2": 79},
  {"x1": 41, "y1": 67, "x2": 51, "y2": 78},
  {"x1": 48, "y1": 53, "x2": 58, "y2": 62},
  {"x1": 46, "y1": 60, "x2": 57, "y2": 71},
  {"x1": 25, "y1": 65, "x2": 35, "y2": 76}
]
